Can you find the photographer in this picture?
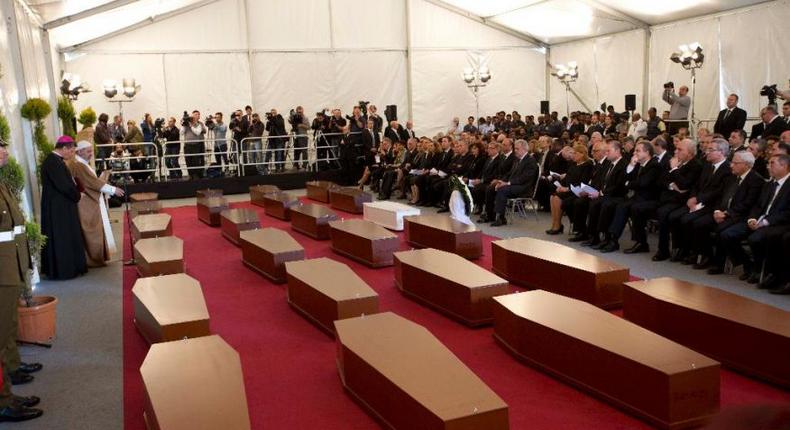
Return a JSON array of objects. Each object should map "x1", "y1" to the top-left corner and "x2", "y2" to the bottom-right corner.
[
  {"x1": 289, "y1": 106, "x2": 310, "y2": 170},
  {"x1": 229, "y1": 110, "x2": 245, "y2": 164},
  {"x1": 249, "y1": 113, "x2": 266, "y2": 174},
  {"x1": 265, "y1": 109, "x2": 287, "y2": 173},
  {"x1": 182, "y1": 110, "x2": 206, "y2": 179},
  {"x1": 662, "y1": 82, "x2": 690, "y2": 135},
  {"x1": 326, "y1": 109, "x2": 347, "y2": 168},
  {"x1": 212, "y1": 112, "x2": 229, "y2": 169},
  {"x1": 368, "y1": 104, "x2": 383, "y2": 133},
  {"x1": 163, "y1": 117, "x2": 182, "y2": 179},
  {"x1": 93, "y1": 113, "x2": 112, "y2": 173}
]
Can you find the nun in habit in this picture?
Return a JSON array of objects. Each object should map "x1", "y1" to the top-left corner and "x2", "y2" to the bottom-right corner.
[{"x1": 67, "y1": 140, "x2": 124, "y2": 267}]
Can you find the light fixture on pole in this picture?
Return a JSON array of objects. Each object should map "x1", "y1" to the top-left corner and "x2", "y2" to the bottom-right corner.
[
  {"x1": 102, "y1": 78, "x2": 141, "y2": 119},
  {"x1": 551, "y1": 62, "x2": 578, "y2": 117},
  {"x1": 60, "y1": 72, "x2": 90, "y2": 100},
  {"x1": 462, "y1": 65, "x2": 492, "y2": 121},
  {"x1": 669, "y1": 42, "x2": 704, "y2": 132}
]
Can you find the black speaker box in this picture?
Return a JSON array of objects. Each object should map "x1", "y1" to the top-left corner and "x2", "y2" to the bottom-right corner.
[
  {"x1": 540, "y1": 101, "x2": 549, "y2": 115},
  {"x1": 625, "y1": 94, "x2": 636, "y2": 111}
]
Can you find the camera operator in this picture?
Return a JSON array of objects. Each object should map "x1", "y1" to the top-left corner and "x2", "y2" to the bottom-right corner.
[
  {"x1": 248, "y1": 113, "x2": 266, "y2": 174},
  {"x1": 312, "y1": 111, "x2": 330, "y2": 169},
  {"x1": 327, "y1": 109, "x2": 347, "y2": 165},
  {"x1": 93, "y1": 113, "x2": 112, "y2": 173},
  {"x1": 338, "y1": 125, "x2": 359, "y2": 185},
  {"x1": 265, "y1": 109, "x2": 287, "y2": 173},
  {"x1": 662, "y1": 82, "x2": 690, "y2": 135},
  {"x1": 212, "y1": 112, "x2": 229, "y2": 169},
  {"x1": 368, "y1": 104, "x2": 383, "y2": 134},
  {"x1": 229, "y1": 110, "x2": 245, "y2": 164},
  {"x1": 289, "y1": 106, "x2": 310, "y2": 170},
  {"x1": 163, "y1": 117, "x2": 182, "y2": 179},
  {"x1": 182, "y1": 110, "x2": 206, "y2": 179}
]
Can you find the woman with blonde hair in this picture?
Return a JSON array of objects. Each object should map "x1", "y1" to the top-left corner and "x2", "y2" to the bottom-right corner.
[{"x1": 545, "y1": 143, "x2": 594, "y2": 235}]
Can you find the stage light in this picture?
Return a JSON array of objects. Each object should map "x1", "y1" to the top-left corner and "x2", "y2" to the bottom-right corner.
[
  {"x1": 551, "y1": 61, "x2": 579, "y2": 117},
  {"x1": 669, "y1": 42, "x2": 704, "y2": 70},
  {"x1": 103, "y1": 80, "x2": 118, "y2": 99},
  {"x1": 122, "y1": 78, "x2": 141, "y2": 99},
  {"x1": 462, "y1": 62, "x2": 493, "y2": 121},
  {"x1": 60, "y1": 73, "x2": 90, "y2": 100}
]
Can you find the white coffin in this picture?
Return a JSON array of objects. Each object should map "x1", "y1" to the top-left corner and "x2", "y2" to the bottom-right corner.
[{"x1": 363, "y1": 201, "x2": 421, "y2": 231}]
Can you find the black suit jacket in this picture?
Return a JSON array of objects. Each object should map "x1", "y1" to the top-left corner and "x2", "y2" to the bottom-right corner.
[
  {"x1": 506, "y1": 155, "x2": 539, "y2": 192},
  {"x1": 749, "y1": 178, "x2": 790, "y2": 226},
  {"x1": 497, "y1": 152, "x2": 517, "y2": 180},
  {"x1": 627, "y1": 158, "x2": 662, "y2": 201},
  {"x1": 435, "y1": 149, "x2": 454, "y2": 172},
  {"x1": 763, "y1": 117, "x2": 789, "y2": 139},
  {"x1": 655, "y1": 152, "x2": 671, "y2": 172},
  {"x1": 600, "y1": 158, "x2": 628, "y2": 198},
  {"x1": 659, "y1": 158, "x2": 703, "y2": 204},
  {"x1": 590, "y1": 159, "x2": 609, "y2": 191},
  {"x1": 717, "y1": 169, "x2": 765, "y2": 220},
  {"x1": 480, "y1": 155, "x2": 503, "y2": 184},
  {"x1": 384, "y1": 127, "x2": 402, "y2": 143},
  {"x1": 587, "y1": 124, "x2": 604, "y2": 137},
  {"x1": 691, "y1": 161, "x2": 732, "y2": 206},
  {"x1": 713, "y1": 107, "x2": 746, "y2": 138},
  {"x1": 401, "y1": 128, "x2": 416, "y2": 142}
]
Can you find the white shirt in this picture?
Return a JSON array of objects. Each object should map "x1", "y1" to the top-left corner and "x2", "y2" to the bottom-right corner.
[
  {"x1": 711, "y1": 158, "x2": 726, "y2": 174},
  {"x1": 627, "y1": 119, "x2": 647, "y2": 139}
]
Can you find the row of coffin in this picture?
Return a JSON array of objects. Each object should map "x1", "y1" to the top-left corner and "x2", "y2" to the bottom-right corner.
[{"x1": 128, "y1": 187, "x2": 789, "y2": 430}]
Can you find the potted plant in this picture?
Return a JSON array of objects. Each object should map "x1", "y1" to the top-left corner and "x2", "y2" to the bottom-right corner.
[
  {"x1": 17, "y1": 221, "x2": 57, "y2": 344},
  {"x1": 76, "y1": 106, "x2": 97, "y2": 144},
  {"x1": 57, "y1": 96, "x2": 76, "y2": 139},
  {"x1": 20, "y1": 97, "x2": 54, "y2": 175}
]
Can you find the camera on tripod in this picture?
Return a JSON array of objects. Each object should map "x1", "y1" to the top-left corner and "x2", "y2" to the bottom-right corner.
[
  {"x1": 663, "y1": 82, "x2": 675, "y2": 90},
  {"x1": 288, "y1": 109, "x2": 304, "y2": 126},
  {"x1": 205, "y1": 114, "x2": 215, "y2": 130},
  {"x1": 358, "y1": 100, "x2": 370, "y2": 116},
  {"x1": 181, "y1": 111, "x2": 191, "y2": 127},
  {"x1": 761, "y1": 84, "x2": 778, "y2": 106}
]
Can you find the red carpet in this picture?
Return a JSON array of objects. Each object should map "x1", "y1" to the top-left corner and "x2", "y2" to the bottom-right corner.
[{"x1": 122, "y1": 200, "x2": 790, "y2": 429}]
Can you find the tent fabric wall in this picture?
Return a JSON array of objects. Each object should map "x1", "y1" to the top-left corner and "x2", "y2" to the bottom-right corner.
[
  {"x1": 549, "y1": 29, "x2": 646, "y2": 117},
  {"x1": 247, "y1": 0, "x2": 331, "y2": 50}
]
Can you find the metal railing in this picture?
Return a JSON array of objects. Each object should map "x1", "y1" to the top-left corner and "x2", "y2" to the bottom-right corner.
[
  {"x1": 95, "y1": 142, "x2": 161, "y2": 184},
  {"x1": 160, "y1": 138, "x2": 241, "y2": 178},
  {"x1": 239, "y1": 131, "x2": 360, "y2": 173}
]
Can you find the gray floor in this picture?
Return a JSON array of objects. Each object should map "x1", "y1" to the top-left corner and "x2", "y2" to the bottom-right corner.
[{"x1": 10, "y1": 189, "x2": 788, "y2": 429}]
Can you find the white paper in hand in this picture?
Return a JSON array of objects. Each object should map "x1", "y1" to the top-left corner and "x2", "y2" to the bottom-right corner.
[
  {"x1": 553, "y1": 181, "x2": 562, "y2": 188},
  {"x1": 580, "y1": 183, "x2": 599, "y2": 195},
  {"x1": 570, "y1": 184, "x2": 582, "y2": 197}
]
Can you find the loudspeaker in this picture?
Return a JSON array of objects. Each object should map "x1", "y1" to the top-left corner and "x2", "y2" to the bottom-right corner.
[
  {"x1": 625, "y1": 94, "x2": 636, "y2": 111},
  {"x1": 384, "y1": 105, "x2": 397, "y2": 123},
  {"x1": 540, "y1": 101, "x2": 549, "y2": 115}
]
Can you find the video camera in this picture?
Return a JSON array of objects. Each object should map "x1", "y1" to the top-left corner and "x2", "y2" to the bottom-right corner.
[
  {"x1": 181, "y1": 111, "x2": 191, "y2": 127},
  {"x1": 761, "y1": 84, "x2": 778, "y2": 106},
  {"x1": 154, "y1": 117, "x2": 166, "y2": 134},
  {"x1": 358, "y1": 100, "x2": 370, "y2": 117},
  {"x1": 205, "y1": 114, "x2": 215, "y2": 130},
  {"x1": 663, "y1": 82, "x2": 675, "y2": 90},
  {"x1": 288, "y1": 108, "x2": 304, "y2": 126}
]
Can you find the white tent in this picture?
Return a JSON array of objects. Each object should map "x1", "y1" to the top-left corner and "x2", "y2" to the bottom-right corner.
[{"x1": 1, "y1": 0, "x2": 789, "y2": 214}]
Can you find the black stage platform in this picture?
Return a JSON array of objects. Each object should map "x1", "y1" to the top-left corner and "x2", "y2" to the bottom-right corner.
[{"x1": 124, "y1": 169, "x2": 344, "y2": 200}]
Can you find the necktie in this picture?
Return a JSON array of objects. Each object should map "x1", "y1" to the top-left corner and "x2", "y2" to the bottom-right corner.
[
  {"x1": 764, "y1": 180, "x2": 780, "y2": 216},
  {"x1": 723, "y1": 109, "x2": 731, "y2": 121},
  {"x1": 726, "y1": 176, "x2": 743, "y2": 209}
]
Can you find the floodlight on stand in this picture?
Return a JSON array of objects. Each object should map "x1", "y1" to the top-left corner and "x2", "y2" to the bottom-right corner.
[
  {"x1": 122, "y1": 78, "x2": 141, "y2": 99},
  {"x1": 461, "y1": 63, "x2": 493, "y2": 122},
  {"x1": 103, "y1": 80, "x2": 118, "y2": 99},
  {"x1": 667, "y1": 42, "x2": 704, "y2": 140},
  {"x1": 59, "y1": 72, "x2": 90, "y2": 100},
  {"x1": 551, "y1": 62, "x2": 580, "y2": 117}
]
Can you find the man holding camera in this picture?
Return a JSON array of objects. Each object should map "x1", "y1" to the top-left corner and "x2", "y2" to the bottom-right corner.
[
  {"x1": 289, "y1": 106, "x2": 310, "y2": 170},
  {"x1": 248, "y1": 113, "x2": 265, "y2": 174},
  {"x1": 265, "y1": 109, "x2": 287, "y2": 173},
  {"x1": 212, "y1": 112, "x2": 229, "y2": 171},
  {"x1": 662, "y1": 83, "x2": 691, "y2": 136},
  {"x1": 182, "y1": 111, "x2": 206, "y2": 179}
]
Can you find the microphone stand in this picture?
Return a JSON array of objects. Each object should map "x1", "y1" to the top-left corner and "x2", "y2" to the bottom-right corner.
[{"x1": 123, "y1": 179, "x2": 136, "y2": 266}]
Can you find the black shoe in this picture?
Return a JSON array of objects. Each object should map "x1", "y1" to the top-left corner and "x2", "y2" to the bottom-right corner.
[
  {"x1": 770, "y1": 283, "x2": 790, "y2": 295},
  {"x1": 758, "y1": 274, "x2": 781, "y2": 290},
  {"x1": 9, "y1": 370, "x2": 34, "y2": 385},
  {"x1": 17, "y1": 362, "x2": 43, "y2": 374},
  {"x1": 437, "y1": 207, "x2": 450, "y2": 213},
  {"x1": 491, "y1": 216, "x2": 507, "y2": 227},
  {"x1": 600, "y1": 241, "x2": 619, "y2": 253},
  {"x1": 747, "y1": 273, "x2": 760, "y2": 284},
  {"x1": 477, "y1": 215, "x2": 489, "y2": 223},
  {"x1": 13, "y1": 396, "x2": 40, "y2": 408},
  {"x1": 738, "y1": 271, "x2": 752, "y2": 281},
  {"x1": 545, "y1": 225, "x2": 564, "y2": 235},
  {"x1": 624, "y1": 243, "x2": 649, "y2": 254},
  {"x1": 682, "y1": 254, "x2": 698, "y2": 265},
  {"x1": 581, "y1": 238, "x2": 600, "y2": 247},
  {"x1": 0, "y1": 405, "x2": 43, "y2": 422},
  {"x1": 707, "y1": 266, "x2": 725, "y2": 275},
  {"x1": 568, "y1": 234, "x2": 588, "y2": 243},
  {"x1": 670, "y1": 250, "x2": 686, "y2": 263},
  {"x1": 693, "y1": 257, "x2": 711, "y2": 270},
  {"x1": 592, "y1": 239, "x2": 609, "y2": 250},
  {"x1": 652, "y1": 251, "x2": 670, "y2": 262}
]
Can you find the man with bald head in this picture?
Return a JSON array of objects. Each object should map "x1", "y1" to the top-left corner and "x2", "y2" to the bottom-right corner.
[{"x1": 663, "y1": 83, "x2": 690, "y2": 136}]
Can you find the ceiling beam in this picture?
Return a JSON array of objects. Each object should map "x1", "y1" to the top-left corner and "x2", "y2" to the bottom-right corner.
[
  {"x1": 482, "y1": 0, "x2": 553, "y2": 19},
  {"x1": 60, "y1": 0, "x2": 220, "y2": 53},
  {"x1": 43, "y1": 0, "x2": 139, "y2": 30},
  {"x1": 421, "y1": 0, "x2": 548, "y2": 48},
  {"x1": 576, "y1": 0, "x2": 649, "y2": 29}
]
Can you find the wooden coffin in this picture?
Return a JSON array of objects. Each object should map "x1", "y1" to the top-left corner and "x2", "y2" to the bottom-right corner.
[
  {"x1": 363, "y1": 201, "x2": 421, "y2": 231},
  {"x1": 134, "y1": 236, "x2": 185, "y2": 278},
  {"x1": 492, "y1": 290, "x2": 720, "y2": 430},
  {"x1": 196, "y1": 188, "x2": 223, "y2": 199},
  {"x1": 130, "y1": 192, "x2": 159, "y2": 202},
  {"x1": 335, "y1": 312, "x2": 509, "y2": 430},
  {"x1": 404, "y1": 214, "x2": 482, "y2": 259},
  {"x1": 329, "y1": 219, "x2": 399, "y2": 267},
  {"x1": 394, "y1": 248, "x2": 509, "y2": 326},
  {"x1": 132, "y1": 273, "x2": 210, "y2": 344},
  {"x1": 285, "y1": 258, "x2": 379, "y2": 335},
  {"x1": 492, "y1": 237, "x2": 629, "y2": 309},
  {"x1": 132, "y1": 213, "x2": 173, "y2": 242},
  {"x1": 261, "y1": 192, "x2": 301, "y2": 221},
  {"x1": 239, "y1": 228, "x2": 304, "y2": 283},
  {"x1": 289, "y1": 204, "x2": 338, "y2": 240},
  {"x1": 130, "y1": 200, "x2": 162, "y2": 218},
  {"x1": 249, "y1": 185, "x2": 280, "y2": 207},
  {"x1": 329, "y1": 187, "x2": 373, "y2": 214},
  {"x1": 220, "y1": 208, "x2": 261, "y2": 246},
  {"x1": 141, "y1": 335, "x2": 251, "y2": 430},
  {"x1": 623, "y1": 277, "x2": 790, "y2": 388},
  {"x1": 196, "y1": 197, "x2": 229, "y2": 226},
  {"x1": 305, "y1": 180, "x2": 338, "y2": 203}
]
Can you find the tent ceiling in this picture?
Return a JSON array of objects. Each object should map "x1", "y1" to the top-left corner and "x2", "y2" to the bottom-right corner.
[{"x1": 24, "y1": 0, "x2": 773, "y2": 48}]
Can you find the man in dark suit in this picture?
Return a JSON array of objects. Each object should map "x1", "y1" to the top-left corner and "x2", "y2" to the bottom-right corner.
[
  {"x1": 702, "y1": 151, "x2": 765, "y2": 273},
  {"x1": 566, "y1": 142, "x2": 609, "y2": 240},
  {"x1": 752, "y1": 105, "x2": 789, "y2": 139},
  {"x1": 579, "y1": 139, "x2": 628, "y2": 249},
  {"x1": 471, "y1": 141, "x2": 503, "y2": 214},
  {"x1": 652, "y1": 136, "x2": 671, "y2": 170},
  {"x1": 631, "y1": 139, "x2": 703, "y2": 261},
  {"x1": 435, "y1": 139, "x2": 476, "y2": 211},
  {"x1": 415, "y1": 135, "x2": 453, "y2": 206},
  {"x1": 713, "y1": 94, "x2": 747, "y2": 139},
  {"x1": 400, "y1": 121, "x2": 416, "y2": 142},
  {"x1": 360, "y1": 119, "x2": 380, "y2": 159},
  {"x1": 602, "y1": 141, "x2": 663, "y2": 253},
  {"x1": 486, "y1": 139, "x2": 539, "y2": 226},
  {"x1": 718, "y1": 153, "x2": 790, "y2": 288},
  {"x1": 670, "y1": 138, "x2": 733, "y2": 263},
  {"x1": 478, "y1": 138, "x2": 515, "y2": 222},
  {"x1": 383, "y1": 120, "x2": 403, "y2": 144}
]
